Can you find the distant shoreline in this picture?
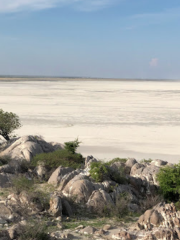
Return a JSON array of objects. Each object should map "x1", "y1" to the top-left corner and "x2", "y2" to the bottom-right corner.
[{"x1": 0, "y1": 77, "x2": 180, "y2": 82}]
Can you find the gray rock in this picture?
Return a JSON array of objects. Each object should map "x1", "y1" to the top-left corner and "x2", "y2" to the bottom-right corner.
[
  {"x1": 86, "y1": 189, "x2": 114, "y2": 213},
  {"x1": 0, "y1": 165, "x2": 14, "y2": 174},
  {"x1": 80, "y1": 226, "x2": 97, "y2": 235},
  {"x1": 0, "y1": 136, "x2": 6, "y2": 145},
  {"x1": 0, "y1": 173, "x2": 13, "y2": 188},
  {"x1": 130, "y1": 163, "x2": 144, "y2": 176},
  {"x1": 35, "y1": 163, "x2": 47, "y2": 180},
  {"x1": 48, "y1": 166, "x2": 74, "y2": 186},
  {"x1": 111, "y1": 231, "x2": 132, "y2": 240},
  {"x1": 49, "y1": 194, "x2": 62, "y2": 217},
  {"x1": 62, "y1": 198, "x2": 73, "y2": 217},
  {"x1": 103, "y1": 224, "x2": 112, "y2": 231},
  {"x1": 0, "y1": 135, "x2": 62, "y2": 162},
  {"x1": 101, "y1": 180, "x2": 117, "y2": 193},
  {"x1": 0, "y1": 203, "x2": 12, "y2": 220},
  {"x1": 0, "y1": 230, "x2": 10, "y2": 240},
  {"x1": 8, "y1": 224, "x2": 20, "y2": 240},
  {"x1": 137, "y1": 202, "x2": 178, "y2": 231},
  {"x1": 93, "y1": 182, "x2": 105, "y2": 191},
  {"x1": 62, "y1": 175, "x2": 94, "y2": 203},
  {"x1": 85, "y1": 155, "x2": 97, "y2": 168},
  {"x1": 130, "y1": 163, "x2": 160, "y2": 195},
  {"x1": 126, "y1": 158, "x2": 137, "y2": 168},
  {"x1": 151, "y1": 159, "x2": 168, "y2": 167},
  {"x1": 58, "y1": 169, "x2": 81, "y2": 191},
  {"x1": 111, "y1": 184, "x2": 139, "y2": 205},
  {"x1": 0, "y1": 218, "x2": 7, "y2": 224}
]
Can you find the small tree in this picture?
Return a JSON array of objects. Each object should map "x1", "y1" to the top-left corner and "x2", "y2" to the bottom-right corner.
[
  {"x1": 0, "y1": 109, "x2": 21, "y2": 141},
  {"x1": 64, "y1": 138, "x2": 81, "y2": 154}
]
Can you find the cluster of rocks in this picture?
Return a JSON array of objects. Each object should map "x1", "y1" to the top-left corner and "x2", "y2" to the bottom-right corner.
[{"x1": 0, "y1": 135, "x2": 178, "y2": 239}]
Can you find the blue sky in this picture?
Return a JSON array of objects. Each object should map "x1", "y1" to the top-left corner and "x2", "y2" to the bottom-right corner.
[{"x1": 0, "y1": 0, "x2": 180, "y2": 79}]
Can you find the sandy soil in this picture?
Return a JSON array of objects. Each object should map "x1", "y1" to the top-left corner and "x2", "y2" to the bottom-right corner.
[{"x1": 1, "y1": 78, "x2": 180, "y2": 163}]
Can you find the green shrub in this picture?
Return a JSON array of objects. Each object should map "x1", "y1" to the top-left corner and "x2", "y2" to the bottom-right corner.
[
  {"x1": 140, "y1": 159, "x2": 152, "y2": 164},
  {"x1": 31, "y1": 149, "x2": 84, "y2": 169},
  {"x1": 106, "y1": 157, "x2": 127, "y2": 165},
  {"x1": 156, "y1": 163, "x2": 180, "y2": 202},
  {"x1": 89, "y1": 161, "x2": 127, "y2": 184},
  {"x1": 89, "y1": 161, "x2": 109, "y2": 182},
  {"x1": 64, "y1": 138, "x2": 81, "y2": 154}
]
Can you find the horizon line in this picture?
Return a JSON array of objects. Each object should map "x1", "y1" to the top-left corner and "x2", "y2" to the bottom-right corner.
[{"x1": 0, "y1": 74, "x2": 180, "y2": 81}]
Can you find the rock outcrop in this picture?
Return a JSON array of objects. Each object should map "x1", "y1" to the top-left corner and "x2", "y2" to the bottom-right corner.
[
  {"x1": 86, "y1": 189, "x2": 114, "y2": 213},
  {"x1": 138, "y1": 202, "x2": 180, "y2": 230},
  {"x1": 49, "y1": 194, "x2": 62, "y2": 217},
  {"x1": 48, "y1": 166, "x2": 74, "y2": 186},
  {"x1": 0, "y1": 135, "x2": 63, "y2": 161},
  {"x1": 0, "y1": 136, "x2": 178, "y2": 240},
  {"x1": 62, "y1": 175, "x2": 94, "y2": 203}
]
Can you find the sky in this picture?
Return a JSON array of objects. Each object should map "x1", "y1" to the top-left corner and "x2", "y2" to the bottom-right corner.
[{"x1": 0, "y1": 0, "x2": 180, "y2": 79}]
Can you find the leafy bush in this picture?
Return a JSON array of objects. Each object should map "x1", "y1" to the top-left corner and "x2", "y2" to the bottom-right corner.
[
  {"x1": 31, "y1": 149, "x2": 84, "y2": 169},
  {"x1": 64, "y1": 138, "x2": 81, "y2": 154},
  {"x1": 156, "y1": 163, "x2": 180, "y2": 202},
  {"x1": 89, "y1": 161, "x2": 127, "y2": 184},
  {"x1": 89, "y1": 161, "x2": 109, "y2": 182}
]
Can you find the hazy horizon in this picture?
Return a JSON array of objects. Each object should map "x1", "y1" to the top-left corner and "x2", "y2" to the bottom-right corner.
[{"x1": 0, "y1": 76, "x2": 180, "y2": 81}]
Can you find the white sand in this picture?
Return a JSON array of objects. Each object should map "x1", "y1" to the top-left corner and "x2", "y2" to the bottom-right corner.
[{"x1": 1, "y1": 78, "x2": 180, "y2": 163}]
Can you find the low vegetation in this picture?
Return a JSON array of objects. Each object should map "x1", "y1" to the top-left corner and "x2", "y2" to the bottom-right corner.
[
  {"x1": 63, "y1": 218, "x2": 109, "y2": 230},
  {"x1": 31, "y1": 139, "x2": 84, "y2": 170},
  {"x1": 12, "y1": 176, "x2": 34, "y2": 194},
  {"x1": 31, "y1": 149, "x2": 84, "y2": 169},
  {"x1": 12, "y1": 175, "x2": 50, "y2": 210},
  {"x1": 140, "y1": 194, "x2": 164, "y2": 212},
  {"x1": 156, "y1": 163, "x2": 180, "y2": 202},
  {"x1": 106, "y1": 157, "x2": 127, "y2": 165},
  {"x1": 89, "y1": 159, "x2": 127, "y2": 184},
  {"x1": 89, "y1": 161, "x2": 109, "y2": 182},
  {"x1": 140, "y1": 158, "x2": 153, "y2": 164},
  {"x1": 19, "y1": 221, "x2": 49, "y2": 240},
  {"x1": 103, "y1": 193, "x2": 130, "y2": 219}
]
